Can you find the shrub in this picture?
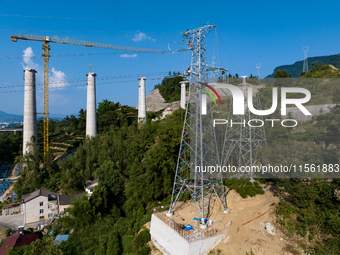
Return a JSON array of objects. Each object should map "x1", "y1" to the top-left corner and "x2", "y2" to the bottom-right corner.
[
  {"x1": 6, "y1": 228, "x2": 11, "y2": 237},
  {"x1": 133, "y1": 230, "x2": 150, "y2": 250},
  {"x1": 136, "y1": 245, "x2": 151, "y2": 255},
  {"x1": 26, "y1": 228, "x2": 34, "y2": 233}
]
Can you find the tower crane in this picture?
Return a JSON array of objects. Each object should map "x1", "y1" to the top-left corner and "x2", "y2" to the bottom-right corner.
[{"x1": 10, "y1": 34, "x2": 165, "y2": 170}]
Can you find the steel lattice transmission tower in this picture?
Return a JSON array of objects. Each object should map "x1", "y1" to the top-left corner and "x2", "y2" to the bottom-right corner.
[
  {"x1": 302, "y1": 46, "x2": 309, "y2": 73},
  {"x1": 167, "y1": 25, "x2": 228, "y2": 228},
  {"x1": 256, "y1": 63, "x2": 261, "y2": 79},
  {"x1": 221, "y1": 76, "x2": 267, "y2": 182}
]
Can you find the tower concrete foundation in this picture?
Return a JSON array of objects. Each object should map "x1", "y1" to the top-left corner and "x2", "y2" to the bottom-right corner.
[{"x1": 150, "y1": 213, "x2": 224, "y2": 255}]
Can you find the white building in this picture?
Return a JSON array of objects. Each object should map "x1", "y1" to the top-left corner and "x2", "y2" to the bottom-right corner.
[{"x1": 22, "y1": 189, "x2": 82, "y2": 224}]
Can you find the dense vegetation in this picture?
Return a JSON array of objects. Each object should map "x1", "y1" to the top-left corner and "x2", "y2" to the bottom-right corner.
[
  {"x1": 10, "y1": 97, "x2": 184, "y2": 254},
  {"x1": 255, "y1": 66, "x2": 340, "y2": 253},
  {"x1": 261, "y1": 105, "x2": 340, "y2": 254},
  {"x1": 154, "y1": 72, "x2": 185, "y2": 102},
  {"x1": 0, "y1": 132, "x2": 22, "y2": 162},
  {"x1": 224, "y1": 179, "x2": 264, "y2": 198}
]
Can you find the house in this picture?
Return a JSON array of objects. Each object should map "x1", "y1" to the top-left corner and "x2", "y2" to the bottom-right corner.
[
  {"x1": 59, "y1": 194, "x2": 83, "y2": 214},
  {"x1": 22, "y1": 189, "x2": 82, "y2": 225},
  {"x1": 84, "y1": 179, "x2": 98, "y2": 195},
  {"x1": 0, "y1": 231, "x2": 40, "y2": 255}
]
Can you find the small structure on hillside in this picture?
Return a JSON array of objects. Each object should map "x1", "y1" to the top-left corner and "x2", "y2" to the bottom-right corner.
[
  {"x1": 84, "y1": 179, "x2": 98, "y2": 196},
  {"x1": 0, "y1": 230, "x2": 39, "y2": 255},
  {"x1": 2, "y1": 202, "x2": 22, "y2": 216}
]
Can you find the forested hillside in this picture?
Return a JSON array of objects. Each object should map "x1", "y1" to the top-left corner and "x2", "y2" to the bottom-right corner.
[
  {"x1": 10, "y1": 99, "x2": 184, "y2": 254},
  {"x1": 0, "y1": 133, "x2": 22, "y2": 162},
  {"x1": 3, "y1": 67, "x2": 340, "y2": 254},
  {"x1": 256, "y1": 65, "x2": 340, "y2": 254}
]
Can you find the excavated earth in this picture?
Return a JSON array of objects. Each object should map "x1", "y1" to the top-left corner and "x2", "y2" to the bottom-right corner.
[{"x1": 147, "y1": 185, "x2": 303, "y2": 255}]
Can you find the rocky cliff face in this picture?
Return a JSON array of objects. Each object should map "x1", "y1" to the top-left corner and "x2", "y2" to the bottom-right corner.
[{"x1": 138, "y1": 89, "x2": 181, "y2": 112}]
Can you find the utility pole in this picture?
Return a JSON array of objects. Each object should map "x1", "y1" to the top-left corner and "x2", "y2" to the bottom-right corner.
[
  {"x1": 303, "y1": 46, "x2": 309, "y2": 73},
  {"x1": 256, "y1": 63, "x2": 261, "y2": 79}
]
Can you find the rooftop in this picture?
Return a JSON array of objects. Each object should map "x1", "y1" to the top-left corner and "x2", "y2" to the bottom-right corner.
[
  {"x1": 22, "y1": 189, "x2": 58, "y2": 203},
  {"x1": 59, "y1": 194, "x2": 83, "y2": 205},
  {"x1": 22, "y1": 189, "x2": 82, "y2": 205},
  {"x1": 0, "y1": 231, "x2": 40, "y2": 255}
]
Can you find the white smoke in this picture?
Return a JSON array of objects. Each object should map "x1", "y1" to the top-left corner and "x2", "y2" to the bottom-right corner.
[{"x1": 21, "y1": 47, "x2": 39, "y2": 70}]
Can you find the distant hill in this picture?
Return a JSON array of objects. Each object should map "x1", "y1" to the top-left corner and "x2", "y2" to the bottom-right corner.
[
  {"x1": 267, "y1": 53, "x2": 340, "y2": 78},
  {"x1": 37, "y1": 113, "x2": 66, "y2": 121},
  {"x1": 0, "y1": 111, "x2": 23, "y2": 122},
  {"x1": 0, "y1": 111, "x2": 65, "y2": 122}
]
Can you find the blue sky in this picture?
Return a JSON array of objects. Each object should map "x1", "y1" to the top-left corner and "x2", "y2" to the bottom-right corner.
[{"x1": 0, "y1": 0, "x2": 339, "y2": 116}]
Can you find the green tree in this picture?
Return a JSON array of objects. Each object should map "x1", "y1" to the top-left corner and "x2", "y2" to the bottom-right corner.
[
  {"x1": 0, "y1": 132, "x2": 22, "y2": 162},
  {"x1": 154, "y1": 72, "x2": 184, "y2": 103},
  {"x1": 7, "y1": 235, "x2": 63, "y2": 255},
  {"x1": 14, "y1": 136, "x2": 41, "y2": 198},
  {"x1": 106, "y1": 230, "x2": 123, "y2": 255},
  {"x1": 91, "y1": 160, "x2": 124, "y2": 216},
  {"x1": 63, "y1": 196, "x2": 94, "y2": 230},
  {"x1": 6, "y1": 228, "x2": 11, "y2": 237},
  {"x1": 274, "y1": 69, "x2": 292, "y2": 87},
  {"x1": 132, "y1": 230, "x2": 150, "y2": 250}
]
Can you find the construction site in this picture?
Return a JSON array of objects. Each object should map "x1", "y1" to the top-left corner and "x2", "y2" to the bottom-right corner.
[{"x1": 1, "y1": 7, "x2": 340, "y2": 253}]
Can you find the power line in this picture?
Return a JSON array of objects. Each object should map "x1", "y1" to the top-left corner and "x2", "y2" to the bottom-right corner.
[
  {"x1": 0, "y1": 71, "x2": 172, "y2": 88},
  {"x1": 216, "y1": 29, "x2": 238, "y2": 74},
  {"x1": 0, "y1": 14, "x2": 204, "y2": 25},
  {"x1": 0, "y1": 52, "x2": 124, "y2": 60},
  {"x1": 0, "y1": 29, "x2": 179, "y2": 34},
  {"x1": 0, "y1": 50, "x2": 169, "y2": 61},
  {"x1": 0, "y1": 77, "x2": 163, "y2": 94}
]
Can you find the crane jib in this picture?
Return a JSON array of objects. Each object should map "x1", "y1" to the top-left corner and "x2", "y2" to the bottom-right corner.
[{"x1": 10, "y1": 34, "x2": 165, "y2": 53}]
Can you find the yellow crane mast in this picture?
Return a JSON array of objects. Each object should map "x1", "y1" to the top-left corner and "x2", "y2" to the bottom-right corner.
[{"x1": 11, "y1": 34, "x2": 165, "y2": 170}]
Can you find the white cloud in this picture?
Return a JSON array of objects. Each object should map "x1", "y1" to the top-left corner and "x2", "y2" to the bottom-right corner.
[
  {"x1": 132, "y1": 32, "x2": 156, "y2": 42},
  {"x1": 21, "y1": 47, "x2": 39, "y2": 70},
  {"x1": 50, "y1": 68, "x2": 68, "y2": 88},
  {"x1": 120, "y1": 54, "x2": 137, "y2": 58}
]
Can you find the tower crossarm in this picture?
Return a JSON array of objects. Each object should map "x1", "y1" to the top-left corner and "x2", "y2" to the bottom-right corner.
[
  {"x1": 182, "y1": 24, "x2": 216, "y2": 37},
  {"x1": 10, "y1": 34, "x2": 165, "y2": 54}
]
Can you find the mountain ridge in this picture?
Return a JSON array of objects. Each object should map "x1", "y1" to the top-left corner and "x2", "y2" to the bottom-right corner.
[
  {"x1": 0, "y1": 111, "x2": 66, "y2": 122},
  {"x1": 267, "y1": 53, "x2": 340, "y2": 78}
]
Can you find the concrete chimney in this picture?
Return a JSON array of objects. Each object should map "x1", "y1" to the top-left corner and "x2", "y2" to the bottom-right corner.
[
  {"x1": 138, "y1": 77, "x2": 146, "y2": 124},
  {"x1": 180, "y1": 81, "x2": 188, "y2": 109},
  {"x1": 23, "y1": 69, "x2": 37, "y2": 155},
  {"x1": 86, "y1": 71, "x2": 97, "y2": 138}
]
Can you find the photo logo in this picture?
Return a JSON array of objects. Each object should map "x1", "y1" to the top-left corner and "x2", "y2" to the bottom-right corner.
[
  {"x1": 200, "y1": 83, "x2": 312, "y2": 116},
  {"x1": 198, "y1": 82, "x2": 222, "y2": 115}
]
